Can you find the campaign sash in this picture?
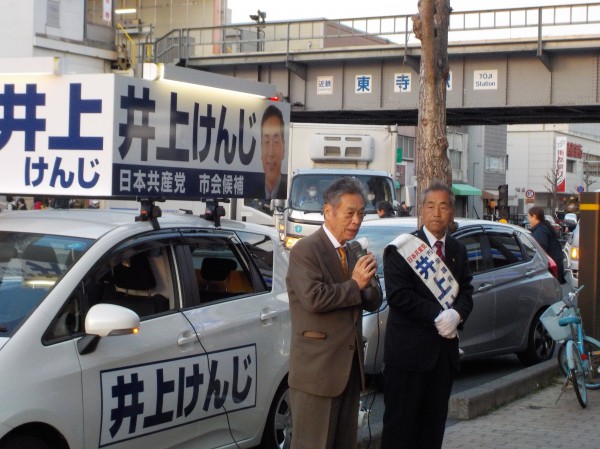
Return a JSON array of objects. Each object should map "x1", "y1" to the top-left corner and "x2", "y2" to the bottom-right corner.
[{"x1": 389, "y1": 233, "x2": 459, "y2": 310}]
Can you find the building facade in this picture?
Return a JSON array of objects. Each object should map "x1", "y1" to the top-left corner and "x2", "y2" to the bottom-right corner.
[{"x1": 507, "y1": 124, "x2": 600, "y2": 216}]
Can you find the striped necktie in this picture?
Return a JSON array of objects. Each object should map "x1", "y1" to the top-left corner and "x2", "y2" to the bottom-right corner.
[{"x1": 338, "y1": 246, "x2": 349, "y2": 278}]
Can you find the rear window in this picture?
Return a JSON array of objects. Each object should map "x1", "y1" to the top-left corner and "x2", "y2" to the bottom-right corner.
[
  {"x1": 355, "y1": 224, "x2": 417, "y2": 275},
  {"x1": 0, "y1": 232, "x2": 93, "y2": 336},
  {"x1": 488, "y1": 233, "x2": 525, "y2": 268}
]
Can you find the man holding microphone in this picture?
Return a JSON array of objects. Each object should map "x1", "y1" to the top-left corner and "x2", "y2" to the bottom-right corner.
[{"x1": 286, "y1": 177, "x2": 382, "y2": 449}]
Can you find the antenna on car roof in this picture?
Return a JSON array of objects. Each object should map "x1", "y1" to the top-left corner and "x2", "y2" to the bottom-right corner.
[
  {"x1": 201, "y1": 198, "x2": 229, "y2": 228},
  {"x1": 135, "y1": 197, "x2": 164, "y2": 230}
]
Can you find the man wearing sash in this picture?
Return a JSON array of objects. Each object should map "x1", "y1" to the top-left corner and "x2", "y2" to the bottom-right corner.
[
  {"x1": 286, "y1": 177, "x2": 382, "y2": 449},
  {"x1": 380, "y1": 181, "x2": 473, "y2": 449}
]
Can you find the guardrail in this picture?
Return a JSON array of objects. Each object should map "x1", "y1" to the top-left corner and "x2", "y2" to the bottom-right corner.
[{"x1": 139, "y1": 3, "x2": 600, "y2": 65}]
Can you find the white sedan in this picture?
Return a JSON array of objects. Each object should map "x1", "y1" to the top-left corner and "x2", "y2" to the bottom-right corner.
[{"x1": 0, "y1": 209, "x2": 291, "y2": 449}]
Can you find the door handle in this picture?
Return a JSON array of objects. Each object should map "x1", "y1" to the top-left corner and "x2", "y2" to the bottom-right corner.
[
  {"x1": 477, "y1": 282, "x2": 493, "y2": 292},
  {"x1": 177, "y1": 332, "x2": 200, "y2": 346},
  {"x1": 260, "y1": 309, "x2": 279, "y2": 322},
  {"x1": 525, "y1": 269, "x2": 536, "y2": 278}
]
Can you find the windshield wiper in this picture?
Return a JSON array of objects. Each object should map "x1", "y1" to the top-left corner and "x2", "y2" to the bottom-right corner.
[{"x1": 0, "y1": 325, "x2": 7, "y2": 332}]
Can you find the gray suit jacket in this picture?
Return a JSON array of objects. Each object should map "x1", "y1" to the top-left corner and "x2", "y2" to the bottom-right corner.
[{"x1": 286, "y1": 227, "x2": 382, "y2": 397}]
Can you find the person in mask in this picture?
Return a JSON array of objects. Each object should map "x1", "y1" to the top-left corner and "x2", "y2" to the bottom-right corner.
[
  {"x1": 298, "y1": 184, "x2": 322, "y2": 210},
  {"x1": 367, "y1": 191, "x2": 377, "y2": 207}
]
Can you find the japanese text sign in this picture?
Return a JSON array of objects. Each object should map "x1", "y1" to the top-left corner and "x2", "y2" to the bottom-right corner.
[{"x1": 0, "y1": 73, "x2": 289, "y2": 200}]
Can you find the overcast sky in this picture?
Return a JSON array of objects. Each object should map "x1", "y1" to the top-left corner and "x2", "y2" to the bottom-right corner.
[{"x1": 228, "y1": 0, "x2": 596, "y2": 23}]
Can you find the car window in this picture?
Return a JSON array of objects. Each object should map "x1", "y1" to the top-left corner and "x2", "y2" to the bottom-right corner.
[
  {"x1": 185, "y1": 235, "x2": 264, "y2": 304},
  {"x1": 44, "y1": 241, "x2": 177, "y2": 343},
  {"x1": 236, "y1": 231, "x2": 275, "y2": 289},
  {"x1": 0, "y1": 231, "x2": 93, "y2": 337},
  {"x1": 517, "y1": 232, "x2": 538, "y2": 261},
  {"x1": 458, "y1": 234, "x2": 485, "y2": 274},
  {"x1": 488, "y1": 233, "x2": 525, "y2": 268}
]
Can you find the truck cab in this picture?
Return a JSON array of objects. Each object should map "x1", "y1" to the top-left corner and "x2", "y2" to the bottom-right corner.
[{"x1": 284, "y1": 168, "x2": 396, "y2": 249}]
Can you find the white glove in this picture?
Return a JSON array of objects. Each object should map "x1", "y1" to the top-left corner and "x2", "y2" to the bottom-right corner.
[{"x1": 434, "y1": 308, "x2": 461, "y2": 339}]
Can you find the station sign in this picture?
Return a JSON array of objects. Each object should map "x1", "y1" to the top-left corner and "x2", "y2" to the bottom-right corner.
[{"x1": 0, "y1": 69, "x2": 289, "y2": 200}]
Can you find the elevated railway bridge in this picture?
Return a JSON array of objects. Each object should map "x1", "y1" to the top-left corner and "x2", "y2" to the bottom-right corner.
[{"x1": 135, "y1": 3, "x2": 600, "y2": 126}]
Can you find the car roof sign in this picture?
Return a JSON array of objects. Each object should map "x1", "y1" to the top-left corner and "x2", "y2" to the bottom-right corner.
[{"x1": 0, "y1": 63, "x2": 290, "y2": 201}]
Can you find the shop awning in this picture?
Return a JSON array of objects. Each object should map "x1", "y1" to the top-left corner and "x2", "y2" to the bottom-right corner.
[
  {"x1": 451, "y1": 184, "x2": 482, "y2": 196},
  {"x1": 482, "y1": 189, "x2": 499, "y2": 200}
]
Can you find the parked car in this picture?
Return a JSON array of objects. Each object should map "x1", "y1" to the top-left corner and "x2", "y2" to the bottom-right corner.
[
  {"x1": 563, "y1": 212, "x2": 578, "y2": 232},
  {"x1": 555, "y1": 211, "x2": 578, "y2": 233},
  {"x1": 357, "y1": 217, "x2": 564, "y2": 377},
  {"x1": 545, "y1": 214, "x2": 563, "y2": 235},
  {"x1": 563, "y1": 221, "x2": 580, "y2": 288},
  {"x1": 0, "y1": 208, "x2": 291, "y2": 449}
]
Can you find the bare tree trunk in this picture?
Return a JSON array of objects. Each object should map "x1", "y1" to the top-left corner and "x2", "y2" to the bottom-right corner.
[{"x1": 413, "y1": 0, "x2": 451, "y2": 215}]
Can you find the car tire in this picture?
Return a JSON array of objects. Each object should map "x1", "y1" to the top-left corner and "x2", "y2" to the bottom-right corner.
[
  {"x1": 0, "y1": 436, "x2": 51, "y2": 449},
  {"x1": 517, "y1": 310, "x2": 556, "y2": 366},
  {"x1": 260, "y1": 379, "x2": 292, "y2": 449}
]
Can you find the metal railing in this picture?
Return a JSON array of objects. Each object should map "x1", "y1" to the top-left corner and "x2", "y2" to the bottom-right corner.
[{"x1": 140, "y1": 3, "x2": 600, "y2": 65}]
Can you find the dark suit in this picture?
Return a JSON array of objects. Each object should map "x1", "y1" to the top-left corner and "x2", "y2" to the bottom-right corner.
[
  {"x1": 381, "y1": 228, "x2": 473, "y2": 449},
  {"x1": 286, "y1": 227, "x2": 381, "y2": 449},
  {"x1": 245, "y1": 174, "x2": 288, "y2": 201}
]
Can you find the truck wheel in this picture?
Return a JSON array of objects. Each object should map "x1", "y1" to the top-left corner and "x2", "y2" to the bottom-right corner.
[{"x1": 260, "y1": 380, "x2": 292, "y2": 449}]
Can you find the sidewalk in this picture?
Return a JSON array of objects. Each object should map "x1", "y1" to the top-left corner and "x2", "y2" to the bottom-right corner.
[
  {"x1": 443, "y1": 378, "x2": 600, "y2": 449},
  {"x1": 357, "y1": 359, "x2": 600, "y2": 449}
]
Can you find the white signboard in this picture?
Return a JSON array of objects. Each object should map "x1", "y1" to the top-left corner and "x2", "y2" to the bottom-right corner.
[
  {"x1": 394, "y1": 73, "x2": 411, "y2": 93},
  {"x1": 0, "y1": 73, "x2": 289, "y2": 200},
  {"x1": 99, "y1": 345, "x2": 257, "y2": 446},
  {"x1": 317, "y1": 76, "x2": 333, "y2": 95},
  {"x1": 473, "y1": 70, "x2": 498, "y2": 90}
]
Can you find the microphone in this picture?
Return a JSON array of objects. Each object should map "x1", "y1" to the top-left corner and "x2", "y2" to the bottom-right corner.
[
  {"x1": 348, "y1": 237, "x2": 369, "y2": 260},
  {"x1": 348, "y1": 238, "x2": 382, "y2": 299}
]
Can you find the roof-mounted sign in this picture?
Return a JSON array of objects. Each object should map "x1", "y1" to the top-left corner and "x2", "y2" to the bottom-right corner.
[{"x1": 0, "y1": 60, "x2": 289, "y2": 201}]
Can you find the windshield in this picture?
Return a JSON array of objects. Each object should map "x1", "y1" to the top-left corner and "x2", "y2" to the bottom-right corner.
[
  {"x1": 0, "y1": 232, "x2": 93, "y2": 336},
  {"x1": 354, "y1": 222, "x2": 417, "y2": 276},
  {"x1": 289, "y1": 173, "x2": 395, "y2": 213}
]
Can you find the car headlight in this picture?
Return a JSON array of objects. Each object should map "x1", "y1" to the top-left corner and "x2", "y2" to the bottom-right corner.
[
  {"x1": 285, "y1": 236, "x2": 301, "y2": 250},
  {"x1": 570, "y1": 246, "x2": 579, "y2": 261}
]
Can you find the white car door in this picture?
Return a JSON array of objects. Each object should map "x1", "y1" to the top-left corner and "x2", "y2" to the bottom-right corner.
[
  {"x1": 177, "y1": 230, "x2": 289, "y2": 447},
  {"x1": 76, "y1": 238, "x2": 218, "y2": 449}
]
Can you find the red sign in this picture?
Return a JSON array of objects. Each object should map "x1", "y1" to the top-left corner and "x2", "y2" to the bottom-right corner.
[
  {"x1": 556, "y1": 137, "x2": 566, "y2": 193},
  {"x1": 567, "y1": 142, "x2": 583, "y2": 159}
]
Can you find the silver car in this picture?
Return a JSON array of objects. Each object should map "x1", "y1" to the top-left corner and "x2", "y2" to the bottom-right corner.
[{"x1": 357, "y1": 218, "x2": 564, "y2": 376}]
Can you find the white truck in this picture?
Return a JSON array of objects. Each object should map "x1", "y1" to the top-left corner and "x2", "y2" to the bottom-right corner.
[{"x1": 281, "y1": 123, "x2": 404, "y2": 249}]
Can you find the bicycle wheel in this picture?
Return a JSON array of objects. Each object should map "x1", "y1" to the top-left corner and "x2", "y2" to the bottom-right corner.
[
  {"x1": 582, "y1": 337, "x2": 600, "y2": 390},
  {"x1": 570, "y1": 344, "x2": 587, "y2": 408},
  {"x1": 558, "y1": 337, "x2": 600, "y2": 390}
]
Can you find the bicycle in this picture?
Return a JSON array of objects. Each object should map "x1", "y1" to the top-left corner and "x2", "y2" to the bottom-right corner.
[{"x1": 540, "y1": 285, "x2": 600, "y2": 408}]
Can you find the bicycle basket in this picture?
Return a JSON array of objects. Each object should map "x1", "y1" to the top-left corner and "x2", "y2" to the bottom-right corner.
[{"x1": 540, "y1": 300, "x2": 574, "y2": 341}]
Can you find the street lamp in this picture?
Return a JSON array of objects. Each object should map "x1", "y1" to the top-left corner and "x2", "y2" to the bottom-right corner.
[{"x1": 249, "y1": 9, "x2": 266, "y2": 51}]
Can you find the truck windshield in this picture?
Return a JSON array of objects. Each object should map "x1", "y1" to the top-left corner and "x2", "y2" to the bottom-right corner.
[
  {"x1": 289, "y1": 174, "x2": 394, "y2": 213},
  {"x1": 0, "y1": 232, "x2": 93, "y2": 336}
]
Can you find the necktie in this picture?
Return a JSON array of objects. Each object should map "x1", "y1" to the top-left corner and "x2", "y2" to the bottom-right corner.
[
  {"x1": 338, "y1": 246, "x2": 349, "y2": 278},
  {"x1": 435, "y1": 240, "x2": 445, "y2": 261}
]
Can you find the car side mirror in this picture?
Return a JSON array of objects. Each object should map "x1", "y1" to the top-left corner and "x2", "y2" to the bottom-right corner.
[{"x1": 77, "y1": 304, "x2": 140, "y2": 355}]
